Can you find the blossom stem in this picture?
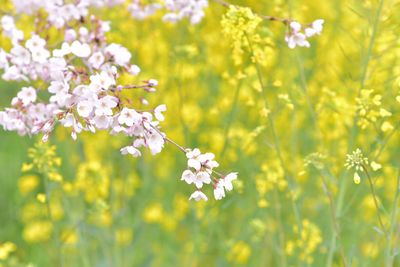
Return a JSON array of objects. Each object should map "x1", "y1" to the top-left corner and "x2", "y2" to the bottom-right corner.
[
  {"x1": 212, "y1": 170, "x2": 223, "y2": 177},
  {"x1": 164, "y1": 136, "x2": 186, "y2": 153},
  {"x1": 148, "y1": 124, "x2": 187, "y2": 153},
  {"x1": 110, "y1": 84, "x2": 150, "y2": 92}
]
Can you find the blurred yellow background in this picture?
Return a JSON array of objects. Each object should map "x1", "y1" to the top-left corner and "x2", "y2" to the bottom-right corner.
[{"x1": 1, "y1": 0, "x2": 400, "y2": 266}]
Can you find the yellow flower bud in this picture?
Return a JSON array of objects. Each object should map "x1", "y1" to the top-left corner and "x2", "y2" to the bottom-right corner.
[{"x1": 353, "y1": 172, "x2": 361, "y2": 184}]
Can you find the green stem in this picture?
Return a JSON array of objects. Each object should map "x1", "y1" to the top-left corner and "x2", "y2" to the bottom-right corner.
[
  {"x1": 320, "y1": 173, "x2": 348, "y2": 267},
  {"x1": 43, "y1": 173, "x2": 63, "y2": 267},
  {"x1": 220, "y1": 80, "x2": 242, "y2": 158},
  {"x1": 362, "y1": 164, "x2": 387, "y2": 236},
  {"x1": 273, "y1": 188, "x2": 288, "y2": 267},
  {"x1": 385, "y1": 169, "x2": 400, "y2": 266},
  {"x1": 245, "y1": 34, "x2": 303, "y2": 233}
]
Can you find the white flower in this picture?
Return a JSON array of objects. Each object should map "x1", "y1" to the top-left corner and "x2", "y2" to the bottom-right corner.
[
  {"x1": 64, "y1": 29, "x2": 77, "y2": 42},
  {"x1": 118, "y1": 108, "x2": 141, "y2": 126},
  {"x1": 214, "y1": 182, "x2": 226, "y2": 200},
  {"x1": 0, "y1": 49, "x2": 8, "y2": 69},
  {"x1": 17, "y1": 87, "x2": 36, "y2": 105},
  {"x1": 188, "y1": 158, "x2": 201, "y2": 171},
  {"x1": 77, "y1": 100, "x2": 94, "y2": 118},
  {"x1": 189, "y1": 190, "x2": 208, "y2": 201},
  {"x1": 105, "y1": 43, "x2": 131, "y2": 66},
  {"x1": 71, "y1": 40, "x2": 91, "y2": 58},
  {"x1": 11, "y1": 45, "x2": 31, "y2": 65},
  {"x1": 285, "y1": 32, "x2": 310, "y2": 49},
  {"x1": 223, "y1": 172, "x2": 238, "y2": 191},
  {"x1": 50, "y1": 92, "x2": 71, "y2": 107},
  {"x1": 90, "y1": 71, "x2": 115, "y2": 91},
  {"x1": 1, "y1": 15, "x2": 15, "y2": 32},
  {"x1": 60, "y1": 113, "x2": 82, "y2": 140},
  {"x1": 305, "y1": 19, "x2": 324, "y2": 37},
  {"x1": 147, "y1": 131, "x2": 165, "y2": 155},
  {"x1": 48, "y1": 80, "x2": 69, "y2": 94},
  {"x1": 154, "y1": 104, "x2": 166, "y2": 121},
  {"x1": 31, "y1": 48, "x2": 50, "y2": 63},
  {"x1": 181, "y1": 169, "x2": 195, "y2": 184},
  {"x1": 93, "y1": 115, "x2": 111, "y2": 129},
  {"x1": 120, "y1": 145, "x2": 141, "y2": 157},
  {"x1": 186, "y1": 148, "x2": 201, "y2": 159},
  {"x1": 60, "y1": 113, "x2": 75, "y2": 128},
  {"x1": 25, "y1": 35, "x2": 46, "y2": 52},
  {"x1": 53, "y1": 42, "x2": 71, "y2": 57},
  {"x1": 148, "y1": 79, "x2": 158, "y2": 87},
  {"x1": 95, "y1": 95, "x2": 118, "y2": 116},
  {"x1": 193, "y1": 171, "x2": 211, "y2": 189},
  {"x1": 290, "y1": 21, "x2": 302, "y2": 32},
  {"x1": 88, "y1": 52, "x2": 105, "y2": 69},
  {"x1": 128, "y1": 64, "x2": 141, "y2": 75}
]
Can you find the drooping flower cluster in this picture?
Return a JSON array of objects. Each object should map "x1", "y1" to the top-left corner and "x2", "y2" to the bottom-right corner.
[
  {"x1": 128, "y1": 0, "x2": 209, "y2": 25},
  {"x1": 0, "y1": 11, "x2": 167, "y2": 153},
  {"x1": 0, "y1": 0, "x2": 237, "y2": 202},
  {"x1": 11, "y1": 0, "x2": 125, "y2": 28},
  {"x1": 285, "y1": 20, "x2": 324, "y2": 49},
  {"x1": 181, "y1": 148, "x2": 238, "y2": 201}
]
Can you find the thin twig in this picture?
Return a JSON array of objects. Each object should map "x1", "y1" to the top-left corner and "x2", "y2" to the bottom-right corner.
[{"x1": 148, "y1": 124, "x2": 187, "y2": 153}]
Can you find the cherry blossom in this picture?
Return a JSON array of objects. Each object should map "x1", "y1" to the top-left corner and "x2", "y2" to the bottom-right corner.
[
  {"x1": 189, "y1": 190, "x2": 208, "y2": 201},
  {"x1": 71, "y1": 41, "x2": 91, "y2": 58},
  {"x1": 128, "y1": 0, "x2": 208, "y2": 24},
  {"x1": 305, "y1": 19, "x2": 325, "y2": 37},
  {"x1": 180, "y1": 148, "x2": 238, "y2": 201},
  {"x1": 17, "y1": 87, "x2": 37, "y2": 106},
  {"x1": 213, "y1": 182, "x2": 225, "y2": 200},
  {"x1": 0, "y1": 0, "x2": 238, "y2": 203},
  {"x1": 285, "y1": 20, "x2": 324, "y2": 49}
]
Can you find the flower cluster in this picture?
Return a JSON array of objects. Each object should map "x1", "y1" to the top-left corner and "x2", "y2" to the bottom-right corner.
[
  {"x1": 11, "y1": 0, "x2": 124, "y2": 28},
  {"x1": 220, "y1": 5, "x2": 263, "y2": 65},
  {"x1": 0, "y1": 0, "x2": 236, "y2": 202},
  {"x1": 285, "y1": 20, "x2": 324, "y2": 49},
  {"x1": 345, "y1": 148, "x2": 369, "y2": 184},
  {"x1": 181, "y1": 148, "x2": 238, "y2": 201},
  {"x1": 345, "y1": 148, "x2": 369, "y2": 172},
  {"x1": 128, "y1": 0, "x2": 209, "y2": 25},
  {"x1": 0, "y1": 12, "x2": 167, "y2": 157}
]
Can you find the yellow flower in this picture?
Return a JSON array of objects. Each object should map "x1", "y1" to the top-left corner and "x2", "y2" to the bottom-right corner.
[
  {"x1": 21, "y1": 163, "x2": 33, "y2": 172},
  {"x1": 61, "y1": 228, "x2": 78, "y2": 245},
  {"x1": 353, "y1": 172, "x2": 361, "y2": 184},
  {"x1": 228, "y1": 241, "x2": 252, "y2": 264},
  {"x1": 143, "y1": 203, "x2": 164, "y2": 224},
  {"x1": 36, "y1": 193, "x2": 46, "y2": 203},
  {"x1": 115, "y1": 228, "x2": 133, "y2": 246},
  {"x1": 18, "y1": 174, "x2": 39, "y2": 195},
  {"x1": 0, "y1": 242, "x2": 16, "y2": 260},
  {"x1": 381, "y1": 121, "x2": 394, "y2": 132},
  {"x1": 370, "y1": 161, "x2": 382, "y2": 171},
  {"x1": 23, "y1": 221, "x2": 53, "y2": 243}
]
